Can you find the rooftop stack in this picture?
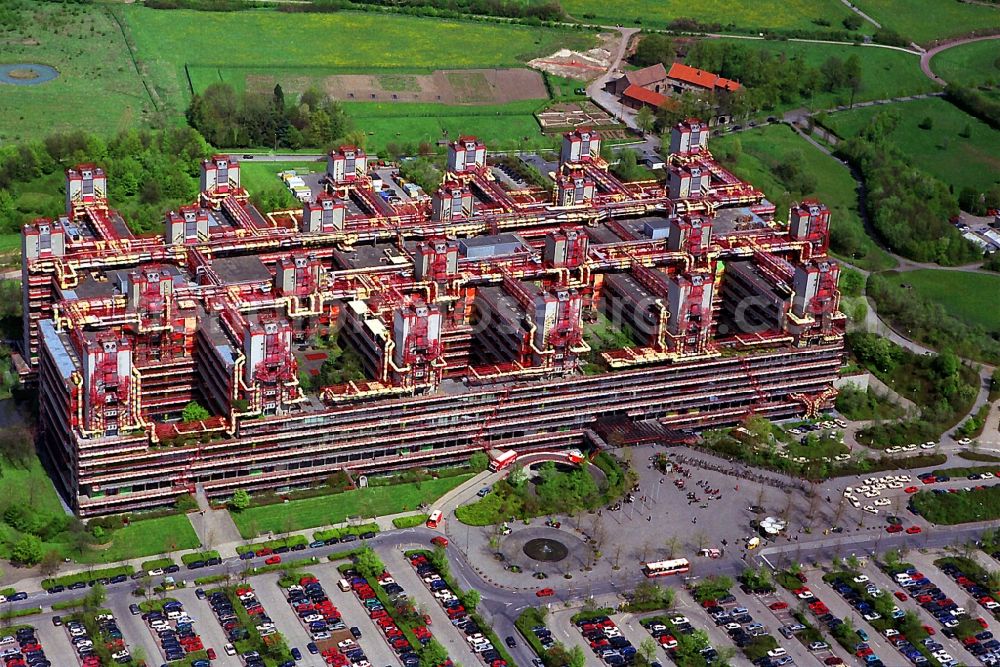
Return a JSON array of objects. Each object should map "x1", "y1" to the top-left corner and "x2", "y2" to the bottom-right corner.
[
  {"x1": 447, "y1": 136, "x2": 487, "y2": 174},
  {"x1": 301, "y1": 193, "x2": 346, "y2": 233},
  {"x1": 66, "y1": 164, "x2": 108, "y2": 214},
  {"x1": 560, "y1": 128, "x2": 601, "y2": 165},
  {"x1": 327, "y1": 146, "x2": 367, "y2": 186},
  {"x1": 669, "y1": 119, "x2": 710, "y2": 155},
  {"x1": 432, "y1": 181, "x2": 474, "y2": 222},
  {"x1": 165, "y1": 206, "x2": 209, "y2": 245},
  {"x1": 200, "y1": 156, "x2": 240, "y2": 197}
]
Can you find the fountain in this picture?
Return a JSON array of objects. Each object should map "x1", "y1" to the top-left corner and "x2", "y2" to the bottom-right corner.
[{"x1": 523, "y1": 537, "x2": 569, "y2": 562}]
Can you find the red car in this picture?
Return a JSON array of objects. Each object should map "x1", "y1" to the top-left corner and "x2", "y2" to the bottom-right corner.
[
  {"x1": 769, "y1": 601, "x2": 788, "y2": 611},
  {"x1": 206, "y1": 648, "x2": 217, "y2": 660},
  {"x1": 921, "y1": 476, "x2": 937, "y2": 484},
  {"x1": 536, "y1": 588, "x2": 555, "y2": 597},
  {"x1": 923, "y1": 625, "x2": 935, "y2": 635},
  {"x1": 431, "y1": 536, "x2": 449, "y2": 548},
  {"x1": 264, "y1": 555, "x2": 282, "y2": 565},
  {"x1": 255, "y1": 547, "x2": 273, "y2": 556},
  {"x1": 825, "y1": 658, "x2": 845, "y2": 666},
  {"x1": 886, "y1": 524, "x2": 904, "y2": 534},
  {"x1": 906, "y1": 526, "x2": 922, "y2": 534},
  {"x1": 977, "y1": 617, "x2": 990, "y2": 629},
  {"x1": 894, "y1": 591, "x2": 908, "y2": 601},
  {"x1": 904, "y1": 486, "x2": 918, "y2": 494}
]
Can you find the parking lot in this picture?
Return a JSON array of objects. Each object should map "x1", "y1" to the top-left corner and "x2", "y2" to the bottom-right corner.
[
  {"x1": 383, "y1": 549, "x2": 482, "y2": 664},
  {"x1": 312, "y1": 567, "x2": 403, "y2": 667}
]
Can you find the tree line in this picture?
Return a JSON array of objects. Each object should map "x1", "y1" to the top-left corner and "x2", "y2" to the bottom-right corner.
[
  {"x1": 0, "y1": 127, "x2": 211, "y2": 236},
  {"x1": 834, "y1": 110, "x2": 980, "y2": 265},
  {"x1": 187, "y1": 83, "x2": 361, "y2": 151}
]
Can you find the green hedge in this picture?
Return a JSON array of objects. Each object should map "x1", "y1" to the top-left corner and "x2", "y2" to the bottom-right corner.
[
  {"x1": 236, "y1": 535, "x2": 308, "y2": 555},
  {"x1": 141, "y1": 557, "x2": 175, "y2": 571},
  {"x1": 181, "y1": 550, "x2": 221, "y2": 565},
  {"x1": 51, "y1": 597, "x2": 88, "y2": 611},
  {"x1": 911, "y1": 485, "x2": 1000, "y2": 524},
  {"x1": 139, "y1": 598, "x2": 179, "y2": 613},
  {"x1": 194, "y1": 574, "x2": 227, "y2": 586},
  {"x1": 313, "y1": 522, "x2": 379, "y2": 542},
  {"x1": 43, "y1": 565, "x2": 134, "y2": 590},
  {"x1": 246, "y1": 556, "x2": 319, "y2": 577},
  {"x1": 392, "y1": 514, "x2": 429, "y2": 529}
]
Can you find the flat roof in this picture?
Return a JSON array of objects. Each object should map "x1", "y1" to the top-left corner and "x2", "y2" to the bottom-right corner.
[
  {"x1": 333, "y1": 243, "x2": 407, "y2": 270},
  {"x1": 212, "y1": 255, "x2": 272, "y2": 284},
  {"x1": 39, "y1": 319, "x2": 78, "y2": 381}
]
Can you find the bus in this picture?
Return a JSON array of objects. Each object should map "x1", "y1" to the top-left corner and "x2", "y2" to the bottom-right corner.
[
  {"x1": 426, "y1": 510, "x2": 443, "y2": 529},
  {"x1": 641, "y1": 558, "x2": 691, "y2": 578}
]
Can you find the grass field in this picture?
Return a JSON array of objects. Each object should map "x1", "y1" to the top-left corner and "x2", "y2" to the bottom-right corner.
[
  {"x1": 79, "y1": 514, "x2": 200, "y2": 564},
  {"x1": 240, "y1": 161, "x2": 323, "y2": 198},
  {"x1": 121, "y1": 6, "x2": 594, "y2": 118},
  {"x1": 230, "y1": 474, "x2": 473, "y2": 538},
  {"x1": 0, "y1": 2, "x2": 149, "y2": 143},
  {"x1": 343, "y1": 99, "x2": 549, "y2": 153},
  {"x1": 883, "y1": 269, "x2": 1000, "y2": 333},
  {"x1": 710, "y1": 39, "x2": 934, "y2": 113},
  {"x1": 712, "y1": 124, "x2": 896, "y2": 271},
  {"x1": 853, "y1": 0, "x2": 1000, "y2": 43},
  {"x1": 823, "y1": 97, "x2": 1000, "y2": 191},
  {"x1": 931, "y1": 39, "x2": 1000, "y2": 87},
  {"x1": 562, "y1": 0, "x2": 858, "y2": 32}
]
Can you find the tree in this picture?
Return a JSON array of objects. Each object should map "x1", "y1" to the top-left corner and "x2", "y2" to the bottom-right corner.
[
  {"x1": 507, "y1": 465, "x2": 527, "y2": 488},
  {"x1": 636, "y1": 106, "x2": 655, "y2": 135},
  {"x1": 632, "y1": 33, "x2": 674, "y2": 67},
  {"x1": 0, "y1": 425, "x2": 34, "y2": 468},
  {"x1": 418, "y1": 639, "x2": 448, "y2": 666},
  {"x1": 918, "y1": 116, "x2": 934, "y2": 130},
  {"x1": 11, "y1": 535, "x2": 42, "y2": 566},
  {"x1": 84, "y1": 582, "x2": 106, "y2": 610},
  {"x1": 568, "y1": 645, "x2": 588, "y2": 667},
  {"x1": 39, "y1": 550, "x2": 62, "y2": 578},
  {"x1": 468, "y1": 451, "x2": 489, "y2": 472},
  {"x1": 638, "y1": 637, "x2": 658, "y2": 664},
  {"x1": 460, "y1": 589, "x2": 480, "y2": 611},
  {"x1": 354, "y1": 547, "x2": 384, "y2": 580},
  {"x1": 181, "y1": 401, "x2": 210, "y2": 423},
  {"x1": 229, "y1": 488, "x2": 251, "y2": 511}
]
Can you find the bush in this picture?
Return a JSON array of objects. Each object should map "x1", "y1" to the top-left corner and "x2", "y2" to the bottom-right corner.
[
  {"x1": 911, "y1": 485, "x2": 1000, "y2": 524},
  {"x1": 391, "y1": 515, "x2": 429, "y2": 529}
]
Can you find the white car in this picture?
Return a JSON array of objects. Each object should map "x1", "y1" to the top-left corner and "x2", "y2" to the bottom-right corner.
[
  {"x1": 902, "y1": 444, "x2": 917, "y2": 452},
  {"x1": 983, "y1": 473, "x2": 995, "y2": 480},
  {"x1": 863, "y1": 506, "x2": 879, "y2": 514},
  {"x1": 874, "y1": 498, "x2": 891, "y2": 506},
  {"x1": 671, "y1": 616, "x2": 690, "y2": 626},
  {"x1": 337, "y1": 639, "x2": 356, "y2": 649},
  {"x1": 224, "y1": 644, "x2": 237, "y2": 656},
  {"x1": 147, "y1": 568, "x2": 164, "y2": 576},
  {"x1": 853, "y1": 575, "x2": 869, "y2": 583},
  {"x1": 921, "y1": 442, "x2": 938, "y2": 449},
  {"x1": 767, "y1": 648, "x2": 788, "y2": 658},
  {"x1": 883, "y1": 628, "x2": 899, "y2": 637}
]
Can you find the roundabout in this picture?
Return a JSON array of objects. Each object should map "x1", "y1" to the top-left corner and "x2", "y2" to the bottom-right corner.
[
  {"x1": 0, "y1": 64, "x2": 59, "y2": 86},
  {"x1": 499, "y1": 526, "x2": 591, "y2": 574}
]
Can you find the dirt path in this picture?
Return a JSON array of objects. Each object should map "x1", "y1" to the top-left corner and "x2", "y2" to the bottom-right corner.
[{"x1": 920, "y1": 34, "x2": 1000, "y2": 84}]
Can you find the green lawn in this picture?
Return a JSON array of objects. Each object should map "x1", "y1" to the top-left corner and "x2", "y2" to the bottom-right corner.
[
  {"x1": 0, "y1": 2, "x2": 150, "y2": 143},
  {"x1": 931, "y1": 39, "x2": 1000, "y2": 87},
  {"x1": 121, "y1": 6, "x2": 594, "y2": 118},
  {"x1": 230, "y1": 474, "x2": 473, "y2": 538},
  {"x1": 823, "y1": 97, "x2": 1000, "y2": 191},
  {"x1": 78, "y1": 514, "x2": 201, "y2": 564},
  {"x1": 342, "y1": 100, "x2": 550, "y2": 154},
  {"x1": 883, "y1": 270, "x2": 1000, "y2": 334},
  {"x1": 562, "y1": 0, "x2": 857, "y2": 32},
  {"x1": 712, "y1": 124, "x2": 896, "y2": 271},
  {"x1": 852, "y1": 0, "x2": 1000, "y2": 43},
  {"x1": 240, "y1": 161, "x2": 322, "y2": 206},
  {"x1": 710, "y1": 39, "x2": 934, "y2": 113}
]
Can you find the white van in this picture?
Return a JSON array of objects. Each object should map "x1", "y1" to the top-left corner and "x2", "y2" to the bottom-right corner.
[{"x1": 338, "y1": 578, "x2": 351, "y2": 592}]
